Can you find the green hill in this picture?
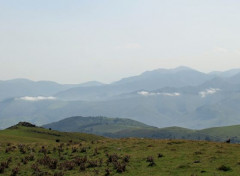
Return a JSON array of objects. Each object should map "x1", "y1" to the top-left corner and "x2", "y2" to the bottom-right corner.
[
  {"x1": 0, "y1": 122, "x2": 102, "y2": 144},
  {"x1": 43, "y1": 116, "x2": 155, "y2": 136},
  {"x1": 43, "y1": 116, "x2": 240, "y2": 143},
  {"x1": 111, "y1": 125, "x2": 240, "y2": 143},
  {"x1": 1, "y1": 122, "x2": 240, "y2": 175}
]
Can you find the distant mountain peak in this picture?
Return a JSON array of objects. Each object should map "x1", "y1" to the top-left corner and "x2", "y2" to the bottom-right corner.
[
  {"x1": 142, "y1": 66, "x2": 199, "y2": 76},
  {"x1": 173, "y1": 66, "x2": 194, "y2": 71}
]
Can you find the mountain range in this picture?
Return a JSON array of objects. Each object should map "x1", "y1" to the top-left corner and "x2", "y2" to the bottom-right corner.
[{"x1": 1, "y1": 66, "x2": 240, "y2": 129}]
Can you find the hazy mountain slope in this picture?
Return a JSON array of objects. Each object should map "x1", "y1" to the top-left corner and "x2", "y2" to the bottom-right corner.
[
  {"x1": 0, "y1": 79, "x2": 62, "y2": 100},
  {"x1": 0, "y1": 79, "x2": 104, "y2": 101},
  {"x1": 56, "y1": 67, "x2": 214, "y2": 101},
  {"x1": 181, "y1": 93, "x2": 240, "y2": 129},
  {"x1": 209, "y1": 68, "x2": 240, "y2": 78},
  {"x1": 0, "y1": 95, "x2": 192, "y2": 129},
  {"x1": 1, "y1": 67, "x2": 240, "y2": 130},
  {"x1": 113, "y1": 66, "x2": 211, "y2": 88},
  {"x1": 227, "y1": 73, "x2": 240, "y2": 85},
  {"x1": 1, "y1": 89, "x2": 240, "y2": 129}
]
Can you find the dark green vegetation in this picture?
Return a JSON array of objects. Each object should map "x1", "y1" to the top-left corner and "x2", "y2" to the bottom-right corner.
[
  {"x1": 43, "y1": 116, "x2": 240, "y2": 143},
  {"x1": 1, "y1": 123, "x2": 240, "y2": 175},
  {"x1": 43, "y1": 116, "x2": 155, "y2": 136},
  {"x1": 1, "y1": 122, "x2": 102, "y2": 144},
  {"x1": 109, "y1": 125, "x2": 240, "y2": 143}
]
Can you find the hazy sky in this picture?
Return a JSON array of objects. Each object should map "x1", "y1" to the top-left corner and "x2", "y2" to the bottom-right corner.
[{"x1": 1, "y1": 0, "x2": 240, "y2": 84}]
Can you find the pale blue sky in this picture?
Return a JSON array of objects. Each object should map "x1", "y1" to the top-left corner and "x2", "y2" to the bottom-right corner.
[{"x1": 0, "y1": 0, "x2": 240, "y2": 83}]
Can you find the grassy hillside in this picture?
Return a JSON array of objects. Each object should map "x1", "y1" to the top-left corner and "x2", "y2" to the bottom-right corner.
[
  {"x1": 199, "y1": 124, "x2": 240, "y2": 142},
  {"x1": 110, "y1": 125, "x2": 240, "y2": 143},
  {"x1": 43, "y1": 116, "x2": 154, "y2": 136},
  {"x1": 0, "y1": 122, "x2": 102, "y2": 144},
  {"x1": 43, "y1": 117, "x2": 240, "y2": 143},
  {"x1": 1, "y1": 123, "x2": 240, "y2": 175}
]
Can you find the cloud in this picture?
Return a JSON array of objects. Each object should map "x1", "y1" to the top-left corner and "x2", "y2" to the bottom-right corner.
[
  {"x1": 138, "y1": 91, "x2": 180, "y2": 97},
  {"x1": 199, "y1": 88, "x2": 220, "y2": 98},
  {"x1": 16, "y1": 96, "x2": 56, "y2": 101}
]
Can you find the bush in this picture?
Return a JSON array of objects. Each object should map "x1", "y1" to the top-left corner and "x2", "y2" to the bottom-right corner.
[
  {"x1": 113, "y1": 161, "x2": 126, "y2": 173},
  {"x1": 11, "y1": 167, "x2": 20, "y2": 176},
  {"x1": 218, "y1": 165, "x2": 231, "y2": 171},
  {"x1": 146, "y1": 156, "x2": 156, "y2": 167}
]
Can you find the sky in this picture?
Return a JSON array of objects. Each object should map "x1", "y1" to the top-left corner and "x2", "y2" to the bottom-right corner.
[{"x1": 0, "y1": 0, "x2": 240, "y2": 84}]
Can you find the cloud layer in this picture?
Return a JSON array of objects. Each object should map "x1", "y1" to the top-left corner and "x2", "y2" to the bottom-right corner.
[
  {"x1": 138, "y1": 91, "x2": 180, "y2": 97},
  {"x1": 16, "y1": 96, "x2": 56, "y2": 101},
  {"x1": 199, "y1": 88, "x2": 220, "y2": 98}
]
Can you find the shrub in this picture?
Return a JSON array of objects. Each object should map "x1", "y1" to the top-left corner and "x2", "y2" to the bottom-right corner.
[
  {"x1": 158, "y1": 153, "x2": 164, "y2": 158},
  {"x1": 11, "y1": 167, "x2": 20, "y2": 176},
  {"x1": 37, "y1": 156, "x2": 58, "y2": 169},
  {"x1": 105, "y1": 168, "x2": 111, "y2": 176},
  {"x1": 107, "y1": 153, "x2": 119, "y2": 163},
  {"x1": 60, "y1": 161, "x2": 75, "y2": 170},
  {"x1": 74, "y1": 156, "x2": 87, "y2": 166},
  {"x1": 54, "y1": 171, "x2": 64, "y2": 176},
  {"x1": 93, "y1": 148, "x2": 99, "y2": 156},
  {"x1": 146, "y1": 156, "x2": 156, "y2": 167},
  {"x1": 39, "y1": 146, "x2": 47, "y2": 155},
  {"x1": 0, "y1": 166, "x2": 5, "y2": 174},
  {"x1": 79, "y1": 163, "x2": 86, "y2": 171},
  {"x1": 31, "y1": 163, "x2": 40, "y2": 172},
  {"x1": 218, "y1": 165, "x2": 231, "y2": 171},
  {"x1": 123, "y1": 155, "x2": 130, "y2": 163},
  {"x1": 5, "y1": 147, "x2": 14, "y2": 153},
  {"x1": 113, "y1": 161, "x2": 126, "y2": 173},
  {"x1": 18, "y1": 144, "x2": 26, "y2": 154},
  {"x1": 1, "y1": 161, "x2": 9, "y2": 168},
  {"x1": 87, "y1": 160, "x2": 98, "y2": 168},
  {"x1": 80, "y1": 147, "x2": 87, "y2": 153},
  {"x1": 72, "y1": 147, "x2": 78, "y2": 153}
]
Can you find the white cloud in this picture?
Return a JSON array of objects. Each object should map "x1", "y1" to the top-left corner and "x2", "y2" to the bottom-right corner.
[
  {"x1": 199, "y1": 88, "x2": 220, "y2": 98},
  {"x1": 16, "y1": 96, "x2": 56, "y2": 101},
  {"x1": 138, "y1": 91, "x2": 180, "y2": 97}
]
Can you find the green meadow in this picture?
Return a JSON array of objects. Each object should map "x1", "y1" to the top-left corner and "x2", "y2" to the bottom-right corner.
[{"x1": 0, "y1": 124, "x2": 240, "y2": 176}]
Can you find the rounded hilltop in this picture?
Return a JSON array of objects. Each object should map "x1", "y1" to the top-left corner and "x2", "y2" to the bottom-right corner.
[{"x1": 7, "y1": 122, "x2": 36, "y2": 129}]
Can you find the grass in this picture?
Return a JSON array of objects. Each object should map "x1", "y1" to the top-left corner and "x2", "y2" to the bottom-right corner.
[{"x1": 0, "y1": 124, "x2": 240, "y2": 175}]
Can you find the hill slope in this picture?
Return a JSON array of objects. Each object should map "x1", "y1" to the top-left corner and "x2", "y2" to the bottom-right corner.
[
  {"x1": 43, "y1": 116, "x2": 155, "y2": 136},
  {"x1": 43, "y1": 116, "x2": 240, "y2": 143},
  {"x1": 0, "y1": 122, "x2": 102, "y2": 143},
  {"x1": 1, "y1": 123, "x2": 240, "y2": 175}
]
